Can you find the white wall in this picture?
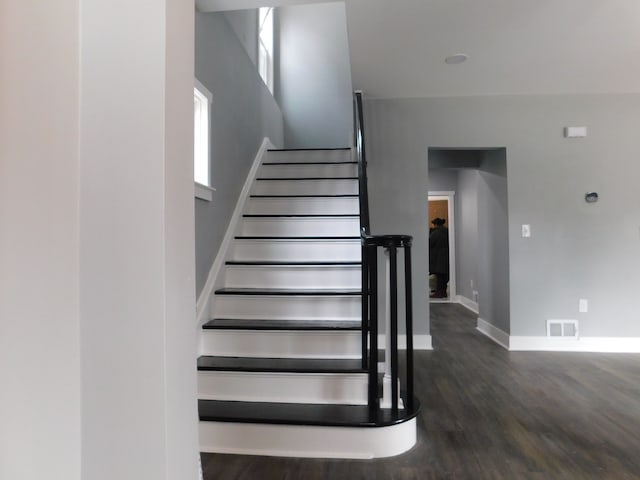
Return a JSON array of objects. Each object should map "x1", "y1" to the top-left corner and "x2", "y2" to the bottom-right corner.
[
  {"x1": 1, "y1": 1, "x2": 199, "y2": 479},
  {"x1": 277, "y1": 2, "x2": 353, "y2": 148},
  {"x1": 79, "y1": 1, "x2": 198, "y2": 480},
  {"x1": 0, "y1": 2, "x2": 81, "y2": 479}
]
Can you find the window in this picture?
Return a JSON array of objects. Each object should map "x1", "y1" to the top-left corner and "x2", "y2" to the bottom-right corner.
[
  {"x1": 194, "y1": 78, "x2": 214, "y2": 201},
  {"x1": 258, "y1": 7, "x2": 274, "y2": 93}
]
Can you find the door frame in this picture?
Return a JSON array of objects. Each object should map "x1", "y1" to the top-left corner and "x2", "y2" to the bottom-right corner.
[{"x1": 428, "y1": 191, "x2": 456, "y2": 302}]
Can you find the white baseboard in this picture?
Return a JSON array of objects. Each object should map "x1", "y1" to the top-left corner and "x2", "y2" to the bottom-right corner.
[
  {"x1": 196, "y1": 138, "x2": 274, "y2": 326},
  {"x1": 455, "y1": 295, "x2": 479, "y2": 314},
  {"x1": 378, "y1": 334, "x2": 432, "y2": 350},
  {"x1": 476, "y1": 318, "x2": 509, "y2": 350},
  {"x1": 509, "y1": 336, "x2": 640, "y2": 353},
  {"x1": 199, "y1": 417, "x2": 416, "y2": 459}
]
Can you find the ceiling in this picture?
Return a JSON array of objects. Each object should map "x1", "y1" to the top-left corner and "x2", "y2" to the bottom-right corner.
[
  {"x1": 197, "y1": 0, "x2": 640, "y2": 99},
  {"x1": 196, "y1": 0, "x2": 339, "y2": 12},
  {"x1": 345, "y1": 0, "x2": 640, "y2": 98}
]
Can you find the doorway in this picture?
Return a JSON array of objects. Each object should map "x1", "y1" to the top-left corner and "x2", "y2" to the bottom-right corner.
[
  {"x1": 428, "y1": 192, "x2": 455, "y2": 302},
  {"x1": 427, "y1": 147, "x2": 511, "y2": 336}
]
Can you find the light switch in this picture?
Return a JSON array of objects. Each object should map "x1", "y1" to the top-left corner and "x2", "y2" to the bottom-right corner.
[{"x1": 522, "y1": 224, "x2": 531, "y2": 238}]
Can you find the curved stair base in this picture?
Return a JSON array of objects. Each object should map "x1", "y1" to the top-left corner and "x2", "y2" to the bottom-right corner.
[{"x1": 199, "y1": 418, "x2": 417, "y2": 459}]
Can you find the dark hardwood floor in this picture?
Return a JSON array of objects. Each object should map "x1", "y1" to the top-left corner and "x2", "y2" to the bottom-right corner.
[{"x1": 201, "y1": 303, "x2": 640, "y2": 479}]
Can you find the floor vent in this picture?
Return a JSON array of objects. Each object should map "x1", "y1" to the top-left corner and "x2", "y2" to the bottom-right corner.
[{"x1": 546, "y1": 319, "x2": 579, "y2": 339}]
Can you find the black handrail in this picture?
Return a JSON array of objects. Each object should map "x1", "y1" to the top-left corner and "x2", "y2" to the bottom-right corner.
[
  {"x1": 353, "y1": 91, "x2": 416, "y2": 416},
  {"x1": 354, "y1": 91, "x2": 370, "y2": 235},
  {"x1": 355, "y1": 91, "x2": 370, "y2": 373}
]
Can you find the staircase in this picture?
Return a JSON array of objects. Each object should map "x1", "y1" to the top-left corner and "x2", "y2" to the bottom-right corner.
[{"x1": 197, "y1": 147, "x2": 418, "y2": 459}]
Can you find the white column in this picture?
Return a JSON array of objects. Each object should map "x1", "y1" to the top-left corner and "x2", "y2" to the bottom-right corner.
[
  {"x1": 1, "y1": 2, "x2": 81, "y2": 478},
  {"x1": 381, "y1": 249, "x2": 393, "y2": 408},
  {"x1": 79, "y1": 1, "x2": 198, "y2": 479}
]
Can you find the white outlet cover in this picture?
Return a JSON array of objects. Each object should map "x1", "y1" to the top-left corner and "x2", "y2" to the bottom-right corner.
[
  {"x1": 522, "y1": 224, "x2": 531, "y2": 238},
  {"x1": 579, "y1": 299, "x2": 588, "y2": 313}
]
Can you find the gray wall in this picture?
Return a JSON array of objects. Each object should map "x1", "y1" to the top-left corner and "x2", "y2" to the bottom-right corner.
[
  {"x1": 476, "y1": 151, "x2": 510, "y2": 332},
  {"x1": 223, "y1": 10, "x2": 259, "y2": 67},
  {"x1": 195, "y1": 12, "x2": 284, "y2": 295},
  {"x1": 277, "y1": 2, "x2": 353, "y2": 148},
  {"x1": 365, "y1": 94, "x2": 640, "y2": 338},
  {"x1": 428, "y1": 168, "x2": 458, "y2": 191},
  {"x1": 452, "y1": 169, "x2": 479, "y2": 302}
]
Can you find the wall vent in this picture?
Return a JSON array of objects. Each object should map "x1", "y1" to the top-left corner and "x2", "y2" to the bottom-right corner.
[{"x1": 546, "y1": 319, "x2": 579, "y2": 339}]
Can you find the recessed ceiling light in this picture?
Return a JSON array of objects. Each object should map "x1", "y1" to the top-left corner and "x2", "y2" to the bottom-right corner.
[{"x1": 445, "y1": 54, "x2": 468, "y2": 65}]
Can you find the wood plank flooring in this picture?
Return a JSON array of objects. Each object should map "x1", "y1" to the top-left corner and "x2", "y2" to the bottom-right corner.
[{"x1": 201, "y1": 303, "x2": 640, "y2": 479}]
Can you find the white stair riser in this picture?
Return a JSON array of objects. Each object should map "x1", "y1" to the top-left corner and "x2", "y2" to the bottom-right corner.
[
  {"x1": 213, "y1": 295, "x2": 360, "y2": 320},
  {"x1": 240, "y1": 217, "x2": 360, "y2": 237},
  {"x1": 259, "y1": 163, "x2": 357, "y2": 178},
  {"x1": 246, "y1": 197, "x2": 359, "y2": 215},
  {"x1": 265, "y1": 150, "x2": 351, "y2": 164},
  {"x1": 198, "y1": 372, "x2": 367, "y2": 405},
  {"x1": 252, "y1": 179, "x2": 358, "y2": 196},
  {"x1": 199, "y1": 419, "x2": 417, "y2": 459},
  {"x1": 224, "y1": 265, "x2": 361, "y2": 289},
  {"x1": 229, "y1": 239, "x2": 361, "y2": 262},
  {"x1": 201, "y1": 330, "x2": 361, "y2": 358}
]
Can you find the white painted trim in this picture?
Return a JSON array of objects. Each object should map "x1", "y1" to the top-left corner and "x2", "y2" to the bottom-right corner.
[
  {"x1": 428, "y1": 190, "x2": 456, "y2": 300},
  {"x1": 377, "y1": 334, "x2": 432, "y2": 350},
  {"x1": 508, "y1": 336, "x2": 640, "y2": 353},
  {"x1": 473, "y1": 316, "x2": 640, "y2": 353},
  {"x1": 195, "y1": 138, "x2": 274, "y2": 326},
  {"x1": 194, "y1": 77, "x2": 213, "y2": 102},
  {"x1": 194, "y1": 78, "x2": 213, "y2": 187},
  {"x1": 199, "y1": 417, "x2": 416, "y2": 459},
  {"x1": 476, "y1": 318, "x2": 509, "y2": 350},
  {"x1": 198, "y1": 371, "x2": 368, "y2": 404},
  {"x1": 195, "y1": 182, "x2": 215, "y2": 201},
  {"x1": 428, "y1": 191, "x2": 456, "y2": 197},
  {"x1": 201, "y1": 329, "x2": 361, "y2": 358},
  {"x1": 455, "y1": 294, "x2": 479, "y2": 314}
]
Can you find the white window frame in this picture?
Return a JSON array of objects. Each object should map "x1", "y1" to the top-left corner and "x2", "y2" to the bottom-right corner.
[
  {"x1": 258, "y1": 7, "x2": 274, "y2": 93},
  {"x1": 194, "y1": 78, "x2": 214, "y2": 201}
]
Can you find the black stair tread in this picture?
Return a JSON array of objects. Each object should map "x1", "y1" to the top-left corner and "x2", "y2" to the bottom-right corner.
[
  {"x1": 250, "y1": 194, "x2": 358, "y2": 198},
  {"x1": 203, "y1": 318, "x2": 361, "y2": 331},
  {"x1": 261, "y1": 161, "x2": 357, "y2": 166},
  {"x1": 215, "y1": 287, "x2": 361, "y2": 296},
  {"x1": 198, "y1": 399, "x2": 420, "y2": 428},
  {"x1": 235, "y1": 236, "x2": 360, "y2": 240},
  {"x1": 256, "y1": 177, "x2": 358, "y2": 181},
  {"x1": 225, "y1": 260, "x2": 361, "y2": 266},
  {"x1": 197, "y1": 356, "x2": 365, "y2": 373},
  {"x1": 243, "y1": 214, "x2": 358, "y2": 218}
]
